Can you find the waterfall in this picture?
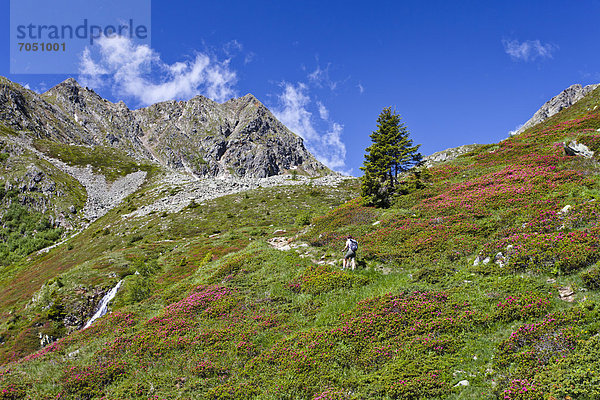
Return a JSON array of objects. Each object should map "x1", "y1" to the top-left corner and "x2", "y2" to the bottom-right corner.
[{"x1": 84, "y1": 280, "x2": 123, "y2": 329}]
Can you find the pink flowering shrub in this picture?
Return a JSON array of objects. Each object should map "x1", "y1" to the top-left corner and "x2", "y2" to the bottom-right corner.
[
  {"x1": 312, "y1": 388, "x2": 350, "y2": 400},
  {"x1": 246, "y1": 291, "x2": 479, "y2": 397},
  {"x1": 495, "y1": 310, "x2": 586, "y2": 397},
  {"x1": 384, "y1": 368, "x2": 448, "y2": 400},
  {"x1": 61, "y1": 360, "x2": 127, "y2": 399},
  {"x1": 287, "y1": 265, "x2": 369, "y2": 294},
  {"x1": 0, "y1": 370, "x2": 27, "y2": 400},
  {"x1": 493, "y1": 292, "x2": 552, "y2": 322},
  {"x1": 501, "y1": 379, "x2": 540, "y2": 400}
]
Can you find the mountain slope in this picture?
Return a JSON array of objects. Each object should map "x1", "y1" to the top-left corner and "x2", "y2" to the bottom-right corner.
[
  {"x1": 134, "y1": 93, "x2": 326, "y2": 177},
  {"x1": 2, "y1": 82, "x2": 600, "y2": 399},
  {"x1": 1, "y1": 77, "x2": 331, "y2": 179},
  {"x1": 511, "y1": 83, "x2": 599, "y2": 136}
]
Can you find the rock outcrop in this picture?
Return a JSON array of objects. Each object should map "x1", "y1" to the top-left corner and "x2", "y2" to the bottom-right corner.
[
  {"x1": 511, "y1": 83, "x2": 600, "y2": 136},
  {"x1": 423, "y1": 144, "x2": 480, "y2": 167},
  {"x1": 134, "y1": 94, "x2": 328, "y2": 177},
  {"x1": 564, "y1": 140, "x2": 594, "y2": 158},
  {"x1": 0, "y1": 76, "x2": 332, "y2": 179}
]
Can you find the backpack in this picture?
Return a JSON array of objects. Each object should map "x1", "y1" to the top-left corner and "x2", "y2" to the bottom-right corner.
[{"x1": 349, "y1": 239, "x2": 358, "y2": 252}]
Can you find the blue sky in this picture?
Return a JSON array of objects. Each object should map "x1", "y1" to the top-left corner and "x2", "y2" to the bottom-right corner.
[{"x1": 3, "y1": 0, "x2": 600, "y2": 175}]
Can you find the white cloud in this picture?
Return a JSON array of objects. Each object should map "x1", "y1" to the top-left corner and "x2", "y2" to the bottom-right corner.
[
  {"x1": 502, "y1": 39, "x2": 557, "y2": 62},
  {"x1": 317, "y1": 101, "x2": 329, "y2": 120},
  {"x1": 78, "y1": 36, "x2": 237, "y2": 106},
  {"x1": 357, "y1": 82, "x2": 364, "y2": 94},
  {"x1": 308, "y1": 63, "x2": 338, "y2": 90},
  {"x1": 224, "y1": 39, "x2": 243, "y2": 56},
  {"x1": 273, "y1": 82, "x2": 348, "y2": 173},
  {"x1": 508, "y1": 123, "x2": 524, "y2": 137},
  {"x1": 21, "y1": 82, "x2": 48, "y2": 94},
  {"x1": 244, "y1": 52, "x2": 256, "y2": 64}
]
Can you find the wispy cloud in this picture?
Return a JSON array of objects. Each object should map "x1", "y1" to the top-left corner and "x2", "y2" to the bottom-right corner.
[
  {"x1": 244, "y1": 52, "x2": 256, "y2": 65},
  {"x1": 78, "y1": 36, "x2": 237, "y2": 106},
  {"x1": 502, "y1": 39, "x2": 557, "y2": 62},
  {"x1": 224, "y1": 39, "x2": 243, "y2": 56},
  {"x1": 317, "y1": 101, "x2": 329, "y2": 120},
  {"x1": 308, "y1": 63, "x2": 338, "y2": 91},
  {"x1": 273, "y1": 82, "x2": 348, "y2": 174},
  {"x1": 357, "y1": 82, "x2": 364, "y2": 94}
]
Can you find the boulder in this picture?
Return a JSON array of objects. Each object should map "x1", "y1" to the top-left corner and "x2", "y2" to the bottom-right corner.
[{"x1": 564, "y1": 141, "x2": 594, "y2": 158}]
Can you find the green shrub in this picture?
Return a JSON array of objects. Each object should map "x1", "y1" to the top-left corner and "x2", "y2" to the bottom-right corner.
[
  {"x1": 287, "y1": 265, "x2": 369, "y2": 294},
  {"x1": 123, "y1": 275, "x2": 153, "y2": 304},
  {"x1": 61, "y1": 361, "x2": 127, "y2": 399},
  {"x1": 581, "y1": 266, "x2": 600, "y2": 289},
  {"x1": 0, "y1": 202, "x2": 63, "y2": 266},
  {"x1": 412, "y1": 264, "x2": 455, "y2": 284},
  {"x1": 209, "y1": 254, "x2": 246, "y2": 282},
  {"x1": 127, "y1": 234, "x2": 143, "y2": 244},
  {"x1": 295, "y1": 211, "x2": 313, "y2": 226},
  {"x1": 0, "y1": 370, "x2": 28, "y2": 399},
  {"x1": 536, "y1": 335, "x2": 600, "y2": 399},
  {"x1": 45, "y1": 301, "x2": 66, "y2": 321}
]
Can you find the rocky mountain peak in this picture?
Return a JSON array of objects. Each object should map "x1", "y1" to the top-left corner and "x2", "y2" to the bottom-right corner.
[
  {"x1": 134, "y1": 89, "x2": 328, "y2": 178},
  {"x1": 0, "y1": 76, "x2": 332, "y2": 179},
  {"x1": 59, "y1": 77, "x2": 81, "y2": 87},
  {"x1": 511, "y1": 83, "x2": 600, "y2": 136}
]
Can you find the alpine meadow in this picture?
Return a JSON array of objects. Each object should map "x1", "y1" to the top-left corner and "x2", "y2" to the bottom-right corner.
[{"x1": 1, "y1": 72, "x2": 600, "y2": 400}]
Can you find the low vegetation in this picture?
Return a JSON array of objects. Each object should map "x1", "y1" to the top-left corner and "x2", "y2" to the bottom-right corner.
[
  {"x1": 0, "y1": 189, "x2": 63, "y2": 266},
  {"x1": 3, "y1": 90, "x2": 600, "y2": 399},
  {"x1": 32, "y1": 140, "x2": 155, "y2": 182}
]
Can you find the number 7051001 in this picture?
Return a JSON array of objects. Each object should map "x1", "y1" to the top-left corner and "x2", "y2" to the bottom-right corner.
[{"x1": 18, "y1": 42, "x2": 66, "y2": 51}]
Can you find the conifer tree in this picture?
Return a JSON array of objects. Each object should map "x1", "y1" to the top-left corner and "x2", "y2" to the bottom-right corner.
[{"x1": 360, "y1": 107, "x2": 422, "y2": 207}]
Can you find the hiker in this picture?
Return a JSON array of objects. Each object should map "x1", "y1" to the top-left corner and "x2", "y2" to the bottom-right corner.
[{"x1": 343, "y1": 235, "x2": 358, "y2": 270}]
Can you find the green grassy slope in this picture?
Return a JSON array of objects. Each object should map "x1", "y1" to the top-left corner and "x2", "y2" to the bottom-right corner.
[{"x1": 3, "y1": 89, "x2": 600, "y2": 399}]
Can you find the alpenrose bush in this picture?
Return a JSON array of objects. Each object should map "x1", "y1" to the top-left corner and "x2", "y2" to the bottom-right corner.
[
  {"x1": 501, "y1": 378, "x2": 539, "y2": 400},
  {"x1": 493, "y1": 292, "x2": 552, "y2": 322},
  {"x1": 581, "y1": 265, "x2": 600, "y2": 289},
  {"x1": 495, "y1": 309, "x2": 588, "y2": 398},
  {"x1": 309, "y1": 144, "x2": 599, "y2": 269},
  {"x1": 95, "y1": 285, "x2": 249, "y2": 362},
  {"x1": 287, "y1": 264, "x2": 369, "y2": 294},
  {"x1": 520, "y1": 114, "x2": 600, "y2": 143},
  {"x1": 244, "y1": 291, "x2": 481, "y2": 398},
  {"x1": 304, "y1": 111, "x2": 600, "y2": 275},
  {"x1": 0, "y1": 369, "x2": 28, "y2": 400},
  {"x1": 534, "y1": 334, "x2": 600, "y2": 400},
  {"x1": 483, "y1": 229, "x2": 600, "y2": 274},
  {"x1": 382, "y1": 365, "x2": 448, "y2": 400},
  {"x1": 60, "y1": 360, "x2": 127, "y2": 399}
]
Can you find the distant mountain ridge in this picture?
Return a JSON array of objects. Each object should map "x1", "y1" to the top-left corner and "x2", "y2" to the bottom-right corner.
[
  {"x1": 511, "y1": 83, "x2": 600, "y2": 136},
  {"x1": 0, "y1": 76, "x2": 331, "y2": 178}
]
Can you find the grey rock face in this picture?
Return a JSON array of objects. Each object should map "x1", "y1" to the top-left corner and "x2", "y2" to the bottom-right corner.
[
  {"x1": 42, "y1": 78, "x2": 152, "y2": 160},
  {"x1": 133, "y1": 94, "x2": 328, "y2": 178},
  {"x1": 423, "y1": 144, "x2": 480, "y2": 167},
  {"x1": 0, "y1": 76, "x2": 332, "y2": 179},
  {"x1": 511, "y1": 83, "x2": 600, "y2": 136},
  {"x1": 564, "y1": 140, "x2": 594, "y2": 158}
]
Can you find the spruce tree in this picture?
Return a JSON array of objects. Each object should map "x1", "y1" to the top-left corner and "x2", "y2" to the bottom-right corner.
[{"x1": 360, "y1": 107, "x2": 422, "y2": 207}]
